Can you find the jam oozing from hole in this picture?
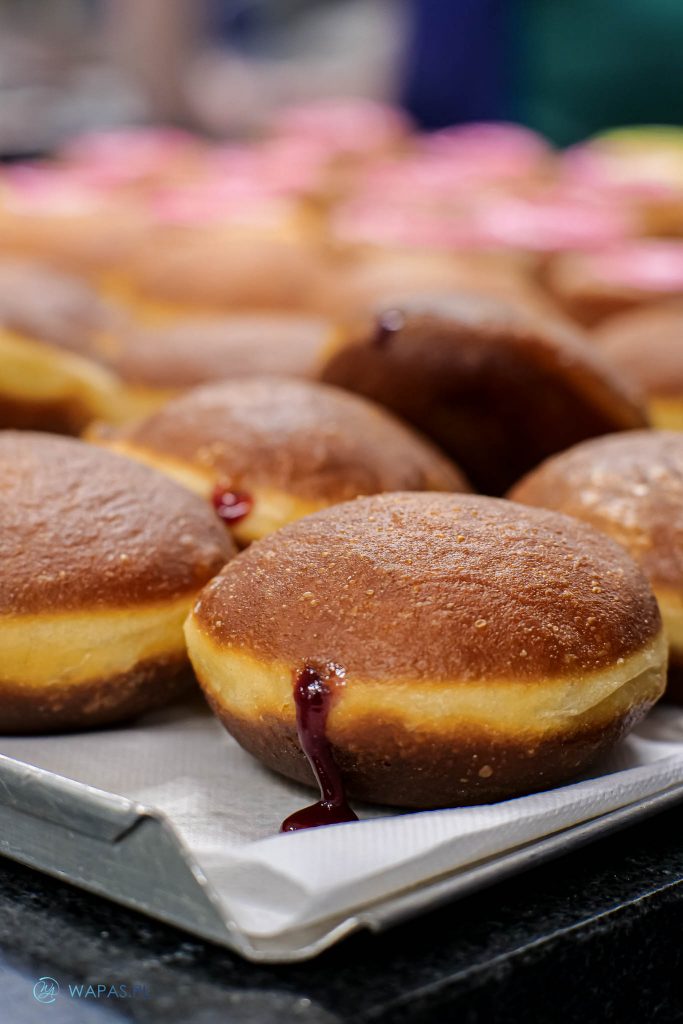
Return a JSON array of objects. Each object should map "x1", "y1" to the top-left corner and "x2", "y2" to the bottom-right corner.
[
  {"x1": 281, "y1": 664, "x2": 358, "y2": 832},
  {"x1": 211, "y1": 485, "x2": 253, "y2": 524},
  {"x1": 374, "y1": 308, "x2": 405, "y2": 348}
]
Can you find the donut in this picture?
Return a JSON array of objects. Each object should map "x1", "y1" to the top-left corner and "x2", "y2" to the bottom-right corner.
[
  {"x1": 185, "y1": 492, "x2": 666, "y2": 813},
  {"x1": 0, "y1": 166, "x2": 148, "y2": 279},
  {"x1": 271, "y1": 98, "x2": 411, "y2": 161},
  {"x1": 320, "y1": 292, "x2": 648, "y2": 494},
  {"x1": 419, "y1": 122, "x2": 553, "y2": 180},
  {"x1": 0, "y1": 260, "x2": 125, "y2": 432},
  {"x1": 116, "y1": 233, "x2": 336, "y2": 321},
  {"x1": 57, "y1": 127, "x2": 204, "y2": 191},
  {"x1": 0, "y1": 432, "x2": 234, "y2": 733},
  {"x1": 96, "y1": 376, "x2": 468, "y2": 546},
  {"x1": 93, "y1": 313, "x2": 334, "y2": 419},
  {"x1": 331, "y1": 250, "x2": 562, "y2": 323},
  {"x1": 464, "y1": 192, "x2": 633, "y2": 261},
  {"x1": 546, "y1": 241, "x2": 683, "y2": 326},
  {"x1": 561, "y1": 126, "x2": 683, "y2": 235},
  {"x1": 510, "y1": 430, "x2": 683, "y2": 703},
  {"x1": 594, "y1": 301, "x2": 683, "y2": 428}
]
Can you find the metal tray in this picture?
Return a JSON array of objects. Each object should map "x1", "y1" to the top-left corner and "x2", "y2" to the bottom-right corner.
[{"x1": 0, "y1": 750, "x2": 682, "y2": 962}]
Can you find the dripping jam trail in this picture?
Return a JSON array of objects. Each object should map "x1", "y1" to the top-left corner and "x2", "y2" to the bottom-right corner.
[{"x1": 281, "y1": 664, "x2": 358, "y2": 832}]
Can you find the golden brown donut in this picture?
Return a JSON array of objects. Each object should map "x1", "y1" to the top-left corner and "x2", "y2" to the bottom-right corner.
[
  {"x1": 0, "y1": 260, "x2": 126, "y2": 433},
  {"x1": 97, "y1": 376, "x2": 468, "y2": 545},
  {"x1": 320, "y1": 292, "x2": 648, "y2": 494},
  {"x1": 510, "y1": 430, "x2": 683, "y2": 703},
  {"x1": 0, "y1": 432, "x2": 234, "y2": 732},
  {"x1": 594, "y1": 301, "x2": 683, "y2": 429},
  {"x1": 95, "y1": 313, "x2": 334, "y2": 420},
  {"x1": 185, "y1": 492, "x2": 666, "y2": 809}
]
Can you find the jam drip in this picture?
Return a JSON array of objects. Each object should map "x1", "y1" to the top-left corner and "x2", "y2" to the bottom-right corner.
[
  {"x1": 374, "y1": 308, "x2": 405, "y2": 348},
  {"x1": 281, "y1": 664, "x2": 358, "y2": 832},
  {"x1": 212, "y1": 484, "x2": 253, "y2": 524}
]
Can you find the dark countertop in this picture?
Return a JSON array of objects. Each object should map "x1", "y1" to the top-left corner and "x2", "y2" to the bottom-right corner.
[{"x1": 0, "y1": 801, "x2": 682, "y2": 1024}]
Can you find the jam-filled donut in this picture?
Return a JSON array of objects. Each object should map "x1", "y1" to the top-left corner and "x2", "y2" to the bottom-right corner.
[
  {"x1": 0, "y1": 432, "x2": 234, "y2": 733},
  {"x1": 594, "y1": 302, "x2": 683, "y2": 429},
  {"x1": 97, "y1": 376, "x2": 468, "y2": 546},
  {"x1": 0, "y1": 260, "x2": 125, "y2": 432},
  {"x1": 96, "y1": 313, "x2": 334, "y2": 420},
  {"x1": 320, "y1": 293, "x2": 647, "y2": 494},
  {"x1": 185, "y1": 492, "x2": 665, "y2": 813},
  {"x1": 510, "y1": 430, "x2": 683, "y2": 703}
]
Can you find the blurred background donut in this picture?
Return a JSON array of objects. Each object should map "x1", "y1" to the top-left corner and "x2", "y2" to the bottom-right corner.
[
  {"x1": 0, "y1": 260, "x2": 127, "y2": 432},
  {"x1": 594, "y1": 301, "x2": 683, "y2": 428},
  {"x1": 546, "y1": 240, "x2": 683, "y2": 326},
  {"x1": 91, "y1": 313, "x2": 336, "y2": 420},
  {"x1": 320, "y1": 292, "x2": 648, "y2": 494}
]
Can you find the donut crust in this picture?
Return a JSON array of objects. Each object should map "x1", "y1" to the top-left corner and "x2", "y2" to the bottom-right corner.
[
  {"x1": 0, "y1": 432, "x2": 233, "y2": 615},
  {"x1": 203, "y1": 672, "x2": 656, "y2": 808},
  {"x1": 0, "y1": 653, "x2": 191, "y2": 734}
]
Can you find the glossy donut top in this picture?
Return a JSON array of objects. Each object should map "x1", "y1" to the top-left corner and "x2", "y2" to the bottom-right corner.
[
  {"x1": 510, "y1": 430, "x2": 683, "y2": 593},
  {"x1": 0, "y1": 432, "x2": 234, "y2": 615},
  {"x1": 320, "y1": 293, "x2": 648, "y2": 494},
  {"x1": 595, "y1": 301, "x2": 683, "y2": 397},
  {"x1": 102, "y1": 314, "x2": 331, "y2": 388},
  {"x1": 193, "y1": 492, "x2": 660, "y2": 681},
  {"x1": 0, "y1": 259, "x2": 118, "y2": 355},
  {"x1": 112, "y1": 376, "x2": 468, "y2": 499}
]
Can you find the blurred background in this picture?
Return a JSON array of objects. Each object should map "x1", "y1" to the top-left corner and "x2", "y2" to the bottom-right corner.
[
  {"x1": 0, "y1": 0, "x2": 682, "y2": 153},
  {"x1": 1, "y1": 0, "x2": 682, "y2": 436}
]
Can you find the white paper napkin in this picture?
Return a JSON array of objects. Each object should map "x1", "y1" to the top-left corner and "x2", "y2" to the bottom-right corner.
[{"x1": 2, "y1": 698, "x2": 682, "y2": 950}]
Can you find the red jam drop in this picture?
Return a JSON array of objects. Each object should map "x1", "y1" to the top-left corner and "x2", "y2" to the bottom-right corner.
[
  {"x1": 374, "y1": 308, "x2": 405, "y2": 348},
  {"x1": 281, "y1": 664, "x2": 358, "y2": 832},
  {"x1": 211, "y1": 485, "x2": 253, "y2": 525}
]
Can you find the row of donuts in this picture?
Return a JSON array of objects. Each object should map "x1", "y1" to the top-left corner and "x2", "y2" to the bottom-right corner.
[
  {"x1": 3, "y1": 308, "x2": 683, "y2": 816},
  {"x1": 2, "y1": 111, "x2": 683, "y2": 325},
  {"x1": 3, "y1": 417, "x2": 679, "y2": 814},
  {"x1": 2, "y1": 109, "x2": 683, "y2": 818},
  {"x1": 1, "y1": 253, "x2": 682, "y2": 483}
]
